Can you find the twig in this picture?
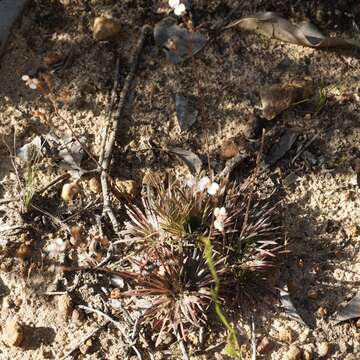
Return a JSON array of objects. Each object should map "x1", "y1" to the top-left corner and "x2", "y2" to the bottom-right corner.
[
  {"x1": 37, "y1": 173, "x2": 70, "y2": 195},
  {"x1": 100, "y1": 25, "x2": 151, "y2": 235},
  {"x1": 176, "y1": 332, "x2": 190, "y2": 360},
  {"x1": 217, "y1": 152, "x2": 248, "y2": 180},
  {"x1": 59, "y1": 320, "x2": 109, "y2": 360},
  {"x1": 291, "y1": 133, "x2": 318, "y2": 164},
  {"x1": 0, "y1": 224, "x2": 29, "y2": 234},
  {"x1": 78, "y1": 304, "x2": 143, "y2": 360},
  {"x1": 251, "y1": 315, "x2": 256, "y2": 360}
]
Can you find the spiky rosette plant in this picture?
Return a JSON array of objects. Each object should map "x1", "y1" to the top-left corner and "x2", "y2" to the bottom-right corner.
[
  {"x1": 119, "y1": 245, "x2": 228, "y2": 346},
  {"x1": 119, "y1": 172, "x2": 283, "y2": 345}
]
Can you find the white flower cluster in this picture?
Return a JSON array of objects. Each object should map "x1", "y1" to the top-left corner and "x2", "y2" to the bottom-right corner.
[
  {"x1": 22, "y1": 75, "x2": 39, "y2": 90},
  {"x1": 214, "y1": 207, "x2": 227, "y2": 232},
  {"x1": 186, "y1": 175, "x2": 220, "y2": 196},
  {"x1": 169, "y1": 0, "x2": 186, "y2": 16}
]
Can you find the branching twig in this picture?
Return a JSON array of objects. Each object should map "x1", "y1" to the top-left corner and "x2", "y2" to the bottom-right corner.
[
  {"x1": 100, "y1": 25, "x2": 151, "y2": 235},
  {"x1": 78, "y1": 304, "x2": 143, "y2": 360}
]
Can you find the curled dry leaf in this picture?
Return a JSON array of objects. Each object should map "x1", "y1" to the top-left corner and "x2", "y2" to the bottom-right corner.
[
  {"x1": 227, "y1": 12, "x2": 360, "y2": 50},
  {"x1": 154, "y1": 17, "x2": 207, "y2": 64},
  {"x1": 260, "y1": 81, "x2": 314, "y2": 120},
  {"x1": 166, "y1": 146, "x2": 202, "y2": 174},
  {"x1": 280, "y1": 286, "x2": 307, "y2": 326},
  {"x1": 335, "y1": 291, "x2": 360, "y2": 324},
  {"x1": 175, "y1": 93, "x2": 198, "y2": 130}
]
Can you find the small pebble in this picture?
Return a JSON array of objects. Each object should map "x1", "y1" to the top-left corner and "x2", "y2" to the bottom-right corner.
[
  {"x1": 89, "y1": 177, "x2": 102, "y2": 193},
  {"x1": 110, "y1": 288, "x2": 122, "y2": 299},
  {"x1": 2, "y1": 319, "x2": 24, "y2": 347},
  {"x1": 307, "y1": 288, "x2": 318, "y2": 300},
  {"x1": 16, "y1": 244, "x2": 32, "y2": 259},
  {"x1": 43, "y1": 52, "x2": 63, "y2": 66},
  {"x1": 284, "y1": 345, "x2": 301, "y2": 360},
  {"x1": 57, "y1": 294, "x2": 73, "y2": 320},
  {"x1": 114, "y1": 179, "x2": 140, "y2": 198},
  {"x1": 221, "y1": 138, "x2": 240, "y2": 159},
  {"x1": 317, "y1": 341, "x2": 330, "y2": 358},
  {"x1": 71, "y1": 309, "x2": 85, "y2": 323},
  {"x1": 61, "y1": 182, "x2": 80, "y2": 202},
  {"x1": 257, "y1": 336, "x2": 272, "y2": 353},
  {"x1": 278, "y1": 327, "x2": 293, "y2": 344},
  {"x1": 303, "y1": 349, "x2": 313, "y2": 360},
  {"x1": 93, "y1": 17, "x2": 121, "y2": 41},
  {"x1": 79, "y1": 339, "x2": 93, "y2": 355},
  {"x1": 70, "y1": 225, "x2": 82, "y2": 246}
]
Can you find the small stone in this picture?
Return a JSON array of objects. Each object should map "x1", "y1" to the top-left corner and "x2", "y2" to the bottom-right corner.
[
  {"x1": 257, "y1": 336, "x2": 272, "y2": 353},
  {"x1": 278, "y1": 328, "x2": 293, "y2": 344},
  {"x1": 16, "y1": 244, "x2": 32, "y2": 259},
  {"x1": 79, "y1": 338, "x2": 93, "y2": 355},
  {"x1": 2, "y1": 319, "x2": 24, "y2": 347},
  {"x1": 304, "y1": 113, "x2": 311, "y2": 120},
  {"x1": 93, "y1": 17, "x2": 121, "y2": 41},
  {"x1": 89, "y1": 177, "x2": 102, "y2": 194},
  {"x1": 43, "y1": 52, "x2": 63, "y2": 66},
  {"x1": 307, "y1": 288, "x2": 318, "y2": 300},
  {"x1": 317, "y1": 305, "x2": 328, "y2": 317},
  {"x1": 317, "y1": 342, "x2": 330, "y2": 358},
  {"x1": 61, "y1": 182, "x2": 80, "y2": 202},
  {"x1": 70, "y1": 225, "x2": 82, "y2": 246},
  {"x1": 222, "y1": 138, "x2": 240, "y2": 159},
  {"x1": 57, "y1": 294, "x2": 73, "y2": 320},
  {"x1": 110, "y1": 288, "x2": 122, "y2": 299},
  {"x1": 303, "y1": 349, "x2": 313, "y2": 360},
  {"x1": 284, "y1": 345, "x2": 301, "y2": 360},
  {"x1": 114, "y1": 179, "x2": 140, "y2": 198},
  {"x1": 71, "y1": 309, "x2": 85, "y2": 323}
]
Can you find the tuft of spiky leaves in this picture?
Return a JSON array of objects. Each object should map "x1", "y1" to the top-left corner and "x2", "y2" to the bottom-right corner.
[
  {"x1": 119, "y1": 245, "x2": 228, "y2": 346},
  {"x1": 119, "y1": 172, "x2": 283, "y2": 345}
]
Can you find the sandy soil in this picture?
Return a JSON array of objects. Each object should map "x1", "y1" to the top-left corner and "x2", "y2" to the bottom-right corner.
[{"x1": 0, "y1": 0, "x2": 360, "y2": 359}]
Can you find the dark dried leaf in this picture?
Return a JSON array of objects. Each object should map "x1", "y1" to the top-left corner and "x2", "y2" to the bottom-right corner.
[
  {"x1": 265, "y1": 130, "x2": 298, "y2": 165},
  {"x1": 335, "y1": 291, "x2": 360, "y2": 324},
  {"x1": 175, "y1": 93, "x2": 198, "y2": 130},
  {"x1": 227, "y1": 12, "x2": 360, "y2": 50},
  {"x1": 280, "y1": 286, "x2": 306, "y2": 325},
  {"x1": 167, "y1": 147, "x2": 202, "y2": 174},
  {"x1": 154, "y1": 17, "x2": 207, "y2": 64}
]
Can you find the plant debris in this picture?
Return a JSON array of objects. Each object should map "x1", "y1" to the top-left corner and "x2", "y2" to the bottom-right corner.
[
  {"x1": 227, "y1": 12, "x2": 360, "y2": 50},
  {"x1": 175, "y1": 93, "x2": 198, "y2": 130},
  {"x1": 154, "y1": 17, "x2": 207, "y2": 64},
  {"x1": 166, "y1": 147, "x2": 202, "y2": 174},
  {"x1": 335, "y1": 291, "x2": 360, "y2": 324},
  {"x1": 265, "y1": 130, "x2": 299, "y2": 165}
]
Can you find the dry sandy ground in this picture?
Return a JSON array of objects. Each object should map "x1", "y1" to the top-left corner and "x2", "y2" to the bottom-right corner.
[{"x1": 0, "y1": 0, "x2": 360, "y2": 359}]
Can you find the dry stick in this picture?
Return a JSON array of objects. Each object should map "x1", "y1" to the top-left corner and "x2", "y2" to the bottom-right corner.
[
  {"x1": 100, "y1": 25, "x2": 151, "y2": 235},
  {"x1": 77, "y1": 304, "x2": 143, "y2": 360},
  {"x1": 59, "y1": 320, "x2": 110, "y2": 360},
  {"x1": 37, "y1": 173, "x2": 70, "y2": 195}
]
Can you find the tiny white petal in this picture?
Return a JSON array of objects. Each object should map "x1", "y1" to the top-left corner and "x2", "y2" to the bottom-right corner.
[
  {"x1": 174, "y1": 3, "x2": 186, "y2": 15},
  {"x1": 198, "y1": 176, "x2": 211, "y2": 192},
  {"x1": 169, "y1": 0, "x2": 180, "y2": 9},
  {"x1": 214, "y1": 207, "x2": 220, "y2": 218},
  {"x1": 207, "y1": 182, "x2": 220, "y2": 195},
  {"x1": 21, "y1": 75, "x2": 30, "y2": 81},
  {"x1": 214, "y1": 219, "x2": 224, "y2": 232},
  {"x1": 218, "y1": 207, "x2": 227, "y2": 217},
  {"x1": 29, "y1": 82, "x2": 38, "y2": 90},
  {"x1": 185, "y1": 175, "x2": 196, "y2": 188}
]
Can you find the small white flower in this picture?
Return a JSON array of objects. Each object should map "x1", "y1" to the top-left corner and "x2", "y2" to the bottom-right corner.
[
  {"x1": 214, "y1": 219, "x2": 224, "y2": 232},
  {"x1": 198, "y1": 176, "x2": 211, "y2": 192},
  {"x1": 22, "y1": 74, "x2": 39, "y2": 90},
  {"x1": 169, "y1": 0, "x2": 186, "y2": 16},
  {"x1": 46, "y1": 238, "x2": 67, "y2": 258},
  {"x1": 207, "y1": 182, "x2": 220, "y2": 195},
  {"x1": 169, "y1": 0, "x2": 180, "y2": 8},
  {"x1": 214, "y1": 207, "x2": 227, "y2": 221},
  {"x1": 174, "y1": 3, "x2": 186, "y2": 16},
  {"x1": 185, "y1": 175, "x2": 196, "y2": 188}
]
